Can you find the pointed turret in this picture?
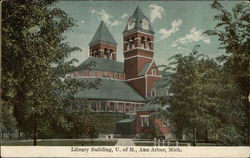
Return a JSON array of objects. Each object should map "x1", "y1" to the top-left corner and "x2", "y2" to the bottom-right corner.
[
  {"x1": 90, "y1": 21, "x2": 117, "y2": 45},
  {"x1": 124, "y1": 6, "x2": 154, "y2": 34},
  {"x1": 89, "y1": 21, "x2": 117, "y2": 61}
]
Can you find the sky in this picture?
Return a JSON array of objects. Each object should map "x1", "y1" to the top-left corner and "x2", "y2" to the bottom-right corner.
[{"x1": 55, "y1": 0, "x2": 245, "y2": 66}]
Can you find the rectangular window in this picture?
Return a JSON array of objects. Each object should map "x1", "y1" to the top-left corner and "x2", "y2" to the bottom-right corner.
[
  {"x1": 136, "y1": 104, "x2": 140, "y2": 110},
  {"x1": 141, "y1": 115, "x2": 149, "y2": 127},
  {"x1": 118, "y1": 103, "x2": 123, "y2": 112},
  {"x1": 90, "y1": 101, "x2": 97, "y2": 111},
  {"x1": 125, "y1": 103, "x2": 130, "y2": 113},
  {"x1": 130, "y1": 104, "x2": 135, "y2": 112},
  {"x1": 113, "y1": 73, "x2": 117, "y2": 79},
  {"x1": 109, "y1": 102, "x2": 115, "y2": 112},
  {"x1": 101, "y1": 102, "x2": 106, "y2": 111}
]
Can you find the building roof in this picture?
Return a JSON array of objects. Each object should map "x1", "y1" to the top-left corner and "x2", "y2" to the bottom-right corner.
[
  {"x1": 137, "y1": 102, "x2": 162, "y2": 111},
  {"x1": 138, "y1": 62, "x2": 151, "y2": 76},
  {"x1": 77, "y1": 57, "x2": 124, "y2": 73},
  {"x1": 90, "y1": 21, "x2": 117, "y2": 45},
  {"x1": 74, "y1": 78, "x2": 146, "y2": 102},
  {"x1": 117, "y1": 118, "x2": 135, "y2": 123},
  {"x1": 124, "y1": 6, "x2": 154, "y2": 34}
]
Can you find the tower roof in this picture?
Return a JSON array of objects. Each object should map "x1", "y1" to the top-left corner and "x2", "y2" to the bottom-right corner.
[
  {"x1": 124, "y1": 6, "x2": 154, "y2": 34},
  {"x1": 90, "y1": 21, "x2": 117, "y2": 45}
]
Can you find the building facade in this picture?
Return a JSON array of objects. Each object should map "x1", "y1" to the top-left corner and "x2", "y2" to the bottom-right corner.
[{"x1": 73, "y1": 6, "x2": 171, "y2": 138}]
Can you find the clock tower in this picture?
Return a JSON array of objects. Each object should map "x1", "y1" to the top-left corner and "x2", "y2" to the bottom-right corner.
[{"x1": 123, "y1": 6, "x2": 161, "y2": 98}]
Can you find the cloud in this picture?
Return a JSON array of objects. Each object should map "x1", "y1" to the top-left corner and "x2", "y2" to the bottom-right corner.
[
  {"x1": 120, "y1": 13, "x2": 129, "y2": 19},
  {"x1": 89, "y1": 8, "x2": 122, "y2": 26},
  {"x1": 177, "y1": 46, "x2": 191, "y2": 51},
  {"x1": 158, "y1": 19, "x2": 182, "y2": 40},
  {"x1": 178, "y1": 27, "x2": 210, "y2": 44},
  {"x1": 149, "y1": 4, "x2": 164, "y2": 23}
]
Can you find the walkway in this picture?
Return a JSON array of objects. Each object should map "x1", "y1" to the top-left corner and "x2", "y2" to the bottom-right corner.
[{"x1": 115, "y1": 138, "x2": 135, "y2": 146}]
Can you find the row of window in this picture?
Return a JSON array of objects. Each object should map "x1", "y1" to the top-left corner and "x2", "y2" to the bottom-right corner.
[
  {"x1": 90, "y1": 48, "x2": 115, "y2": 60},
  {"x1": 90, "y1": 101, "x2": 143, "y2": 113},
  {"x1": 124, "y1": 36, "x2": 153, "y2": 51},
  {"x1": 72, "y1": 71, "x2": 125, "y2": 80}
]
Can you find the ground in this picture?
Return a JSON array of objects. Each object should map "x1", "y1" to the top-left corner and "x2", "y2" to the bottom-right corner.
[{"x1": 115, "y1": 138, "x2": 135, "y2": 146}]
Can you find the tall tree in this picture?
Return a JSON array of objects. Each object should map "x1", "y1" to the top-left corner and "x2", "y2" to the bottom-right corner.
[
  {"x1": 204, "y1": 0, "x2": 250, "y2": 144},
  {"x1": 166, "y1": 47, "x2": 220, "y2": 145},
  {"x1": 2, "y1": 0, "x2": 98, "y2": 145},
  {"x1": 159, "y1": 45, "x2": 246, "y2": 145}
]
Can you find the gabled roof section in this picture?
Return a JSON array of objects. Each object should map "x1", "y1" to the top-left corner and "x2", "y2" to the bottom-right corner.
[
  {"x1": 138, "y1": 62, "x2": 151, "y2": 76},
  {"x1": 78, "y1": 57, "x2": 124, "y2": 73},
  {"x1": 74, "y1": 78, "x2": 146, "y2": 102},
  {"x1": 90, "y1": 21, "x2": 117, "y2": 45},
  {"x1": 124, "y1": 6, "x2": 154, "y2": 34}
]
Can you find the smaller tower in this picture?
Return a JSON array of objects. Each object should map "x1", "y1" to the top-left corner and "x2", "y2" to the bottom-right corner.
[{"x1": 89, "y1": 21, "x2": 117, "y2": 61}]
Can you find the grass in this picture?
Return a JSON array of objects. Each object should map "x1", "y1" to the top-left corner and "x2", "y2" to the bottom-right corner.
[{"x1": 0, "y1": 140, "x2": 117, "y2": 146}]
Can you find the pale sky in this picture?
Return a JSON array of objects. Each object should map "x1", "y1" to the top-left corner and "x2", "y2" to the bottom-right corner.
[{"x1": 56, "y1": 0, "x2": 243, "y2": 66}]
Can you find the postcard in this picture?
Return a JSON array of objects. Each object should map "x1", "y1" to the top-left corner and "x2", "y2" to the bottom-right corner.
[{"x1": 1, "y1": 0, "x2": 249, "y2": 157}]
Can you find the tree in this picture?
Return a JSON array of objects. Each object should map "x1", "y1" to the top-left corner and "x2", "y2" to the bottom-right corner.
[
  {"x1": 158, "y1": 45, "x2": 246, "y2": 145},
  {"x1": 2, "y1": 0, "x2": 98, "y2": 145},
  {"x1": 67, "y1": 100, "x2": 99, "y2": 141},
  {"x1": 0, "y1": 101, "x2": 17, "y2": 140},
  {"x1": 164, "y1": 46, "x2": 221, "y2": 145},
  {"x1": 204, "y1": 0, "x2": 250, "y2": 144}
]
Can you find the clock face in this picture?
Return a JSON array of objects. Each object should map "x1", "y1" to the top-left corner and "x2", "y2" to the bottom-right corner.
[
  {"x1": 127, "y1": 18, "x2": 135, "y2": 30},
  {"x1": 141, "y1": 18, "x2": 149, "y2": 30}
]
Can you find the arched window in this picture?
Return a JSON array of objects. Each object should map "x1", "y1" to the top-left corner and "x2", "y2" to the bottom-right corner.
[
  {"x1": 126, "y1": 39, "x2": 130, "y2": 50},
  {"x1": 90, "y1": 49, "x2": 94, "y2": 57},
  {"x1": 146, "y1": 38, "x2": 151, "y2": 50},
  {"x1": 110, "y1": 49, "x2": 113, "y2": 59},
  {"x1": 95, "y1": 49, "x2": 100, "y2": 58},
  {"x1": 131, "y1": 37, "x2": 135, "y2": 49},
  {"x1": 141, "y1": 36, "x2": 145, "y2": 49},
  {"x1": 104, "y1": 48, "x2": 109, "y2": 59}
]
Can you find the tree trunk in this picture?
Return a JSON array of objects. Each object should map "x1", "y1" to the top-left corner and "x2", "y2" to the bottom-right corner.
[
  {"x1": 193, "y1": 126, "x2": 196, "y2": 146},
  {"x1": 18, "y1": 130, "x2": 21, "y2": 139},
  {"x1": 205, "y1": 127, "x2": 208, "y2": 143},
  {"x1": 33, "y1": 117, "x2": 37, "y2": 146}
]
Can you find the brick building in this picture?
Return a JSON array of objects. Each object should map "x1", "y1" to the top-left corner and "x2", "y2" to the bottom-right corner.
[{"x1": 73, "y1": 6, "x2": 172, "y2": 138}]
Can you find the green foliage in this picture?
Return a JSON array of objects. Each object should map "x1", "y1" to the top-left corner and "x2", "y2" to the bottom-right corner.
[
  {"x1": 95, "y1": 114, "x2": 124, "y2": 134},
  {"x1": 0, "y1": 102, "x2": 17, "y2": 133},
  {"x1": 2, "y1": 0, "x2": 99, "y2": 144},
  {"x1": 158, "y1": 44, "x2": 245, "y2": 145},
  {"x1": 66, "y1": 101, "x2": 99, "y2": 139},
  {"x1": 204, "y1": 0, "x2": 250, "y2": 144}
]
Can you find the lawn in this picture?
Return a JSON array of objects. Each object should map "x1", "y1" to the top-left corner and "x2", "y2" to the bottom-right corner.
[{"x1": 0, "y1": 140, "x2": 117, "y2": 146}]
